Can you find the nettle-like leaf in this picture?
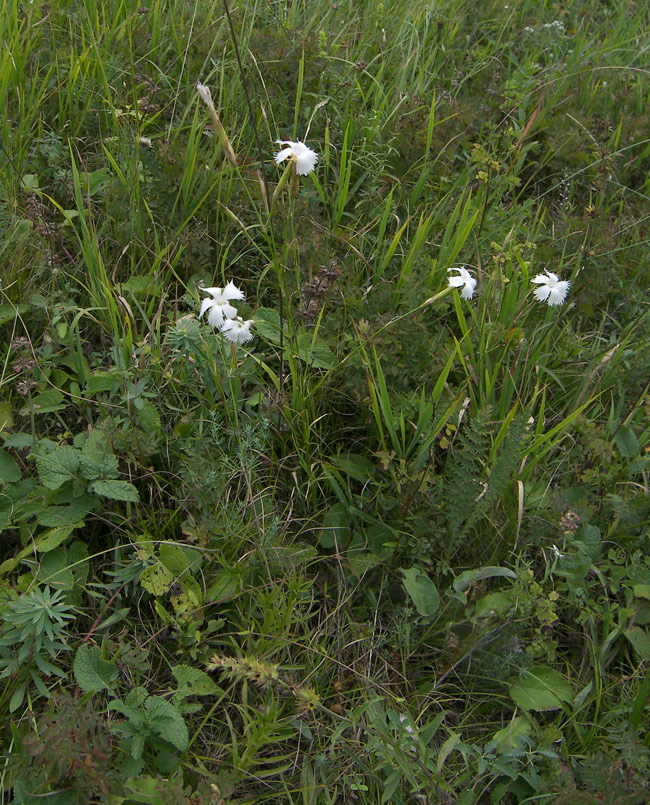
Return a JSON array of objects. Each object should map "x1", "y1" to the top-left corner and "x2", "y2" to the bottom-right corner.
[
  {"x1": 144, "y1": 696, "x2": 189, "y2": 752},
  {"x1": 74, "y1": 643, "x2": 118, "y2": 692},
  {"x1": 34, "y1": 445, "x2": 80, "y2": 490},
  {"x1": 78, "y1": 430, "x2": 119, "y2": 481},
  {"x1": 89, "y1": 479, "x2": 139, "y2": 502}
]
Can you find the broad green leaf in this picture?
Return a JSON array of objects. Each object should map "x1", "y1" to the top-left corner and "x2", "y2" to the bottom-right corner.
[
  {"x1": 319, "y1": 502, "x2": 350, "y2": 549},
  {"x1": 491, "y1": 716, "x2": 532, "y2": 751},
  {"x1": 137, "y1": 401, "x2": 161, "y2": 433},
  {"x1": 632, "y1": 584, "x2": 650, "y2": 601},
  {"x1": 89, "y1": 479, "x2": 139, "y2": 502},
  {"x1": 473, "y1": 590, "x2": 515, "y2": 618},
  {"x1": 509, "y1": 666, "x2": 573, "y2": 711},
  {"x1": 84, "y1": 372, "x2": 116, "y2": 395},
  {"x1": 0, "y1": 448, "x2": 21, "y2": 483},
  {"x1": 36, "y1": 496, "x2": 95, "y2": 527},
  {"x1": 453, "y1": 566, "x2": 517, "y2": 594},
  {"x1": 79, "y1": 431, "x2": 119, "y2": 480},
  {"x1": 140, "y1": 562, "x2": 173, "y2": 596},
  {"x1": 254, "y1": 306, "x2": 283, "y2": 346},
  {"x1": 34, "y1": 445, "x2": 80, "y2": 490},
  {"x1": 74, "y1": 643, "x2": 118, "y2": 692},
  {"x1": 172, "y1": 664, "x2": 221, "y2": 697},
  {"x1": 159, "y1": 544, "x2": 190, "y2": 574},
  {"x1": 0, "y1": 402, "x2": 13, "y2": 433},
  {"x1": 614, "y1": 425, "x2": 640, "y2": 458},
  {"x1": 624, "y1": 626, "x2": 650, "y2": 661},
  {"x1": 34, "y1": 524, "x2": 78, "y2": 553},
  {"x1": 0, "y1": 303, "x2": 29, "y2": 326},
  {"x1": 328, "y1": 453, "x2": 376, "y2": 482},
  {"x1": 144, "y1": 696, "x2": 189, "y2": 751},
  {"x1": 29, "y1": 389, "x2": 66, "y2": 414},
  {"x1": 401, "y1": 567, "x2": 440, "y2": 618}
]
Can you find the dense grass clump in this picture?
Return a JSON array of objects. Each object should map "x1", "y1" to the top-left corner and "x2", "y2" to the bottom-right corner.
[{"x1": 1, "y1": 0, "x2": 650, "y2": 802}]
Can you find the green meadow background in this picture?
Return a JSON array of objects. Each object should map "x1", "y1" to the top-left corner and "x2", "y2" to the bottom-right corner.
[{"x1": 1, "y1": 0, "x2": 650, "y2": 801}]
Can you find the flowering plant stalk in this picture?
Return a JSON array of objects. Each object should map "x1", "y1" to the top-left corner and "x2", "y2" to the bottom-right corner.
[{"x1": 196, "y1": 82, "x2": 238, "y2": 169}]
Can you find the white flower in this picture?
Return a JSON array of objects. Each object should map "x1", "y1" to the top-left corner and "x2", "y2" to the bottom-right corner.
[
  {"x1": 221, "y1": 316, "x2": 254, "y2": 345},
  {"x1": 531, "y1": 271, "x2": 570, "y2": 306},
  {"x1": 199, "y1": 281, "x2": 245, "y2": 329},
  {"x1": 196, "y1": 82, "x2": 214, "y2": 109},
  {"x1": 551, "y1": 545, "x2": 565, "y2": 560},
  {"x1": 447, "y1": 267, "x2": 477, "y2": 299},
  {"x1": 274, "y1": 140, "x2": 318, "y2": 176}
]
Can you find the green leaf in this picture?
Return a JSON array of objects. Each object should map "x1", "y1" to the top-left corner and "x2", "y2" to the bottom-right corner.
[
  {"x1": 0, "y1": 448, "x2": 21, "y2": 483},
  {"x1": 73, "y1": 644, "x2": 119, "y2": 692},
  {"x1": 137, "y1": 401, "x2": 161, "y2": 433},
  {"x1": 159, "y1": 544, "x2": 190, "y2": 574},
  {"x1": 140, "y1": 562, "x2": 173, "y2": 596},
  {"x1": 34, "y1": 524, "x2": 78, "y2": 553},
  {"x1": 491, "y1": 716, "x2": 532, "y2": 752},
  {"x1": 34, "y1": 445, "x2": 80, "y2": 490},
  {"x1": 144, "y1": 696, "x2": 189, "y2": 752},
  {"x1": 0, "y1": 303, "x2": 29, "y2": 326},
  {"x1": 614, "y1": 425, "x2": 640, "y2": 458},
  {"x1": 509, "y1": 666, "x2": 573, "y2": 711},
  {"x1": 84, "y1": 372, "x2": 116, "y2": 395},
  {"x1": 319, "y1": 502, "x2": 350, "y2": 549},
  {"x1": 9, "y1": 681, "x2": 27, "y2": 713},
  {"x1": 79, "y1": 431, "x2": 119, "y2": 480},
  {"x1": 172, "y1": 664, "x2": 221, "y2": 697},
  {"x1": 254, "y1": 307, "x2": 283, "y2": 346},
  {"x1": 400, "y1": 567, "x2": 440, "y2": 618},
  {"x1": 453, "y1": 566, "x2": 517, "y2": 594},
  {"x1": 624, "y1": 626, "x2": 650, "y2": 661},
  {"x1": 89, "y1": 479, "x2": 139, "y2": 502},
  {"x1": 0, "y1": 402, "x2": 13, "y2": 433},
  {"x1": 29, "y1": 389, "x2": 66, "y2": 414},
  {"x1": 632, "y1": 584, "x2": 650, "y2": 601}
]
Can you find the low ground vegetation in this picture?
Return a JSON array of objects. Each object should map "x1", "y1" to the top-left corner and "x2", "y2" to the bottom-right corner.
[{"x1": 1, "y1": 0, "x2": 650, "y2": 802}]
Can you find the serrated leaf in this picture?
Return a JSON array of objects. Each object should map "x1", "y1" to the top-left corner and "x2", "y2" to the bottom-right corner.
[
  {"x1": 4, "y1": 432, "x2": 34, "y2": 449},
  {"x1": 79, "y1": 431, "x2": 119, "y2": 480},
  {"x1": 74, "y1": 644, "x2": 119, "y2": 692},
  {"x1": 34, "y1": 445, "x2": 80, "y2": 490},
  {"x1": 89, "y1": 479, "x2": 139, "y2": 502},
  {"x1": 137, "y1": 401, "x2": 161, "y2": 433},
  {"x1": 172, "y1": 664, "x2": 221, "y2": 697},
  {"x1": 509, "y1": 666, "x2": 573, "y2": 712},
  {"x1": 0, "y1": 448, "x2": 21, "y2": 483},
  {"x1": 400, "y1": 567, "x2": 440, "y2": 618},
  {"x1": 29, "y1": 389, "x2": 66, "y2": 414},
  {"x1": 84, "y1": 372, "x2": 116, "y2": 395},
  {"x1": 144, "y1": 696, "x2": 188, "y2": 751}
]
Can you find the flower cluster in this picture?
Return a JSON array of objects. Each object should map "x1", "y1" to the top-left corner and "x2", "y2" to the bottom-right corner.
[
  {"x1": 199, "y1": 281, "x2": 254, "y2": 344},
  {"x1": 446, "y1": 266, "x2": 571, "y2": 307}
]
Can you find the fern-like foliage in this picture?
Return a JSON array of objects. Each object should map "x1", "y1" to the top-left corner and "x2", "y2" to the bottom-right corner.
[{"x1": 442, "y1": 408, "x2": 528, "y2": 557}]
